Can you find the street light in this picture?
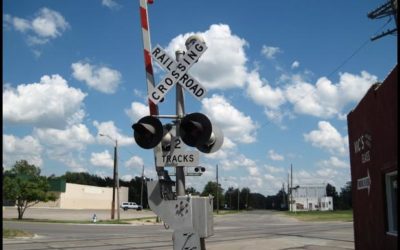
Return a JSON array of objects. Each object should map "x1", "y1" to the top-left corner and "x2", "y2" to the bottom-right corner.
[{"x1": 99, "y1": 133, "x2": 120, "y2": 221}]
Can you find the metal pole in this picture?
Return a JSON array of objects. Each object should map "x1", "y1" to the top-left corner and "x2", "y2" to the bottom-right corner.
[
  {"x1": 175, "y1": 48, "x2": 206, "y2": 249},
  {"x1": 116, "y1": 140, "x2": 120, "y2": 221},
  {"x1": 287, "y1": 173, "x2": 290, "y2": 210},
  {"x1": 290, "y1": 164, "x2": 293, "y2": 212},
  {"x1": 175, "y1": 50, "x2": 186, "y2": 197},
  {"x1": 140, "y1": 165, "x2": 144, "y2": 207},
  {"x1": 237, "y1": 187, "x2": 240, "y2": 212},
  {"x1": 216, "y1": 164, "x2": 219, "y2": 214},
  {"x1": 111, "y1": 145, "x2": 116, "y2": 220}
]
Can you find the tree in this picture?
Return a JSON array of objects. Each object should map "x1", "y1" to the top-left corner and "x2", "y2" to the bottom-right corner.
[
  {"x1": 326, "y1": 183, "x2": 339, "y2": 210},
  {"x1": 249, "y1": 193, "x2": 267, "y2": 209},
  {"x1": 274, "y1": 189, "x2": 287, "y2": 210},
  {"x1": 201, "y1": 181, "x2": 224, "y2": 210},
  {"x1": 224, "y1": 187, "x2": 235, "y2": 209},
  {"x1": 240, "y1": 187, "x2": 251, "y2": 210},
  {"x1": 338, "y1": 181, "x2": 352, "y2": 209},
  {"x1": 186, "y1": 186, "x2": 200, "y2": 195},
  {"x1": 3, "y1": 160, "x2": 57, "y2": 219}
]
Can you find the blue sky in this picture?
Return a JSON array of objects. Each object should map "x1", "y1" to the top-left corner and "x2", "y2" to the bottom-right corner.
[{"x1": 3, "y1": 0, "x2": 397, "y2": 196}]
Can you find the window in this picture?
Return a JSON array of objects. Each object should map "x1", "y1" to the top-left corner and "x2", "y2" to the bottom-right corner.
[{"x1": 385, "y1": 171, "x2": 397, "y2": 235}]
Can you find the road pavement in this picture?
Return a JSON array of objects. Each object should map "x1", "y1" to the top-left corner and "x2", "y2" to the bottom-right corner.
[{"x1": 3, "y1": 208, "x2": 354, "y2": 250}]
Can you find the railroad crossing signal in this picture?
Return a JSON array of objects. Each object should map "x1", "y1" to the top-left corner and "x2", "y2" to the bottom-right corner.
[
  {"x1": 149, "y1": 39, "x2": 208, "y2": 104},
  {"x1": 132, "y1": 113, "x2": 224, "y2": 154}
]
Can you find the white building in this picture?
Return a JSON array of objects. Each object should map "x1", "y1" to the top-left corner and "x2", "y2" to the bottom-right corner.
[
  {"x1": 34, "y1": 183, "x2": 129, "y2": 209},
  {"x1": 290, "y1": 184, "x2": 333, "y2": 212}
]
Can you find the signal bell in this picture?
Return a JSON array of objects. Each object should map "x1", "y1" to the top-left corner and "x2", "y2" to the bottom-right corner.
[{"x1": 132, "y1": 116, "x2": 163, "y2": 149}]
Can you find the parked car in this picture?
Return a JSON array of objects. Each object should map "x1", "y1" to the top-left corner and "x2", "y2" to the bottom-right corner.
[{"x1": 120, "y1": 202, "x2": 143, "y2": 211}]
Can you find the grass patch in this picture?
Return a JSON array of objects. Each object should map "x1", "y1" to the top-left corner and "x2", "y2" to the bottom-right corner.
[
  {"x1": 281, "y1": 210, "x2": 353, "y2": 222},
  {"x1": 214, "y1": 210, "x2": 241, "y2": 215},
  {"x1": 3, "y1": 228, "x2": 34, "y2": 238}
]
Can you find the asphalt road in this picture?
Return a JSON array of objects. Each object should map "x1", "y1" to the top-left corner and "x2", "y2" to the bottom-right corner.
[{"x1": 3, "y1": 209, "x2": 354, "y2": 250}]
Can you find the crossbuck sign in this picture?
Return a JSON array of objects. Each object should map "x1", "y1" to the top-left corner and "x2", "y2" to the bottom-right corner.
[{"x1": 149, "y1": 40, "x2": 208, "y2": 104}]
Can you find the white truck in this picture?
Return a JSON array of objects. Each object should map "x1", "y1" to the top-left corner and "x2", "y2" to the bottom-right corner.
[{"x1": 120, "y1": 202, "x2": 143, "y2": 211}]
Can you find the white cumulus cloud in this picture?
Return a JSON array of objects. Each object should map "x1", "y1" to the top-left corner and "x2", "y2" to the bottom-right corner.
[
  {"x1": 125, "y1": 156, "x2": 144, "y2": 169},
  {"x1": 2, "y1": 135, "x2": 43, "y2": 168},
  {"x1": 3, "y1": 74, "x2": 87, "y2": 129},
  {"x1": 261, "y1": 45, "x2": 282, "y2": 59},
  {"x1": 284, "y1": 71, "x2": 378, "y2": 119},
  {"x1": 304, "y1": 121, "x2": 349, "y2": 156},
  {"x1": 201, "y1": 94, "x2": 258, "y2": 144},
  {"x1": 4, "y1": 8, "x2": 69, "y2": 46},
  {"x1": 291, "y1": 61, "x2": 300, "y2": 69},
  {"x1": 267, "y1": 150, "x2": 284, "y2": 161},
  {"x1": 90, "y1": 150, "x2": 113, "y2": 168},
  {"x1": 94, "y1": 120, "x2": 134, "y2": 146},
  {"x1": 246, "y1": 70, "x2": 286, "y2": 110},
  {"x1": 165, "y1": 24, "x2": 248, "y2": 90},
  {"x1": 71, "y1": 61, "x2": 121, "y2": 94},
  {"x1": 125, "y1": 102, "x2": 149, "y2": 123},
  {"x1": 102, "y1": 0, "x2": 120, "y2": 9},
  {"x1": 318, "y1": 156, "x2": 349, "y2": 169},
  {"x1": 34, "y1": 124, "x2": 95, "y2": 151}
]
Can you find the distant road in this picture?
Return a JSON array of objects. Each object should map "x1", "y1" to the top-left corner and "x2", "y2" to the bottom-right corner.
[{"x1": 3, "y1": 209, "x2": 354, "y2": 250}]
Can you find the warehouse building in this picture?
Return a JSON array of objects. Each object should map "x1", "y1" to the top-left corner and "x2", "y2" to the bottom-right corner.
[
  {"x1": 34, "y1": 181, "x2": 129, "y2": 210},
  {"x1": 347, "y1": 65, "x2": 397, "y2": 250},
  {"x1": 290, "y1": 184, "x2": 333, "y2": 212}
]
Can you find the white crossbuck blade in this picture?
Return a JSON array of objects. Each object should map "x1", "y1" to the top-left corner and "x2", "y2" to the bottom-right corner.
[{"x1": 149, "y1": 40, "x2": 208, "y2": 104}]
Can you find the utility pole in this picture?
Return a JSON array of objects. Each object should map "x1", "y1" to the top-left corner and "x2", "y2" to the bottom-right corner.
[
  {"x1": 114, "y1": 140, "x2": 120, "y2": 221},
  {"x1": 237, "y1": 187, "x2": 240, "y2": 212},
  {"x1": 216, "y1": 164, "x2": 219, "y2": 214},
  {"x1": 100, "y1": 134, "x2": 120, "y2": 220},
  {"x1": 140, "y1": 165, "x2": 145, "y2": 208},
  {"x1": 287, "y1": 173, "x2": 290, "y2": 210},
  {"x1": 290, "y1": 164, "x2": 293, "y2": 212},
  {"x1": 111, "y1": 152, "x2": 116, "y2": 219},
  {"x1": 368, "y1": 0, "x2": 398, "y2": 41}
]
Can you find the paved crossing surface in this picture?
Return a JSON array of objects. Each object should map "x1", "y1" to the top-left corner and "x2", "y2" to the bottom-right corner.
[{"x1": 3, "y1": 209, "x2": 354, "y2": 250}]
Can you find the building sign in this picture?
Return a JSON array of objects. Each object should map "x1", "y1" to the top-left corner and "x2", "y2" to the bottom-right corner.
[
  {"x1": 357, "y1": 169, "x2": 371, "y2": 195},
  {"x1": 353, "y1": 133, "x2": 372, "y2": 164}
]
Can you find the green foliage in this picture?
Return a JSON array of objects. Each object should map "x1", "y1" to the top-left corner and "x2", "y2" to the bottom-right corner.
[
  {"x1": 201, "y1": 181, "x2": 224, "y2": 210},
  {"x1": 248, "y1": 192, "x2": 266, "y2": 209},
  {"x1": 61, "y1": 171, "x2": 113, "y2": 187},
  {"x1": 3, "y1": 228, "x2": 34, "y2": 238},
  {"x1": 186, "y1": 186, "x2": 200, "y2": 195},
  {"x1": 338, "y1": 181, "x2": 352, "y2": 209},
  {"x1": 3, "y1": 160, "x2": 57, "y2": 219},
  {"x1": 326, "y1": 183, "x2": 339, "y2": 210}
]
